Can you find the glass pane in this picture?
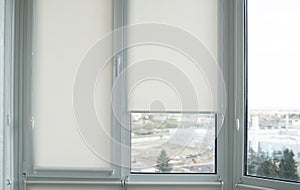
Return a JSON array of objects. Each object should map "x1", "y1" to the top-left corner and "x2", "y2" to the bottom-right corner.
[
  {"x1": 131, "y1": 113, "x2": 216, "y2": 173},
  {"x1": 246, "y1": 0, "x2": 300, "y2": 182}
]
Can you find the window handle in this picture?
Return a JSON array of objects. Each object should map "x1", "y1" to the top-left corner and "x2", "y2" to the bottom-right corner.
[
  {"x1": 236, "y1": 119, "x2": 240, "y2": 131},
  {"x1": 115, "y1": 55, "x2": 121, "y2": 78},
  {"x1": 30, "y1": 117, "x2": 35, "y2": 129}
]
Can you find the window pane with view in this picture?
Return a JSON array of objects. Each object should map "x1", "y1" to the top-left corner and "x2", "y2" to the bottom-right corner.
[
  {"x1": 246, "y1": 0, "x2": 300, "y2": 182},
  {"x1": 131, "y1": 113, "x2": 216, "y2": 173}
]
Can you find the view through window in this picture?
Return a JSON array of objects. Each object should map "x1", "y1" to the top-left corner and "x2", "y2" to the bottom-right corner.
[
  {"x1": 246, "y1": 0, "x2": 300, "y2": 182},
  {"x1": 131, "y1": 113, "x2": 216, "y2": 173}
]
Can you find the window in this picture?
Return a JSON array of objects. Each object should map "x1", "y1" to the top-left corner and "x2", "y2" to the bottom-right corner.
[
  {"x1": 7, "y1": 0, "x2": 226, "y2": 189},
  {"x1": 234, "y1": 0, "x2": 300, "y2": 189},
  {"x1": 245, "y1": 0, "x2": 300, "y2": 182},
  {"x1": 126, "y1": 0, "x2": 224, "y2": 176},
  {"x1": 20, "y1": 0, "x2": 118, "y2": 179},
  {"x1": 5, "y1": 0, "x2": 300, "y2": 189}
]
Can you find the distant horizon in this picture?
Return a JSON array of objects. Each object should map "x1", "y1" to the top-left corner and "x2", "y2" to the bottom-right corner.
[{"x1": 249, "y1": 108, "x2": 300, "y2": 112}]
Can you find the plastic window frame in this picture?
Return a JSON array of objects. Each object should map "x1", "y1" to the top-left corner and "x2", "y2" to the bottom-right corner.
[
  {"x1": 13, "y1": 0, "x2": 123, "y2": 182},
  {"x1": 234, "y1": 0, "x2": 300, "y2": 189},
  {"x1": 3, "y1": 0, "x2": 15, "y2": 189},
  {"x1": 7, "y1": 0, "x2": 230, "y2": 188},
  {"x1": 122, "y1": 0, "x2": 228, "y2": 184}
]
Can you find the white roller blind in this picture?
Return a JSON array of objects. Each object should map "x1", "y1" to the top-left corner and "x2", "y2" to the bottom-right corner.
[
  {"x1": 33, "y1": 0, "x2": 113, "y2": 169},
  {"x1": 127, "y1": 0, "x2": 221, "y2": 112}
]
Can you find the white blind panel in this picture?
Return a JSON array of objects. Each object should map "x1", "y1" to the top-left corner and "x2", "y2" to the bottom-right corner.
[
  {"x1": 127, "y1": 0, "x2": 221, "y2": 112},
  {"x1": 33, "y1": 0, "x2": 113, "y2": 169}
]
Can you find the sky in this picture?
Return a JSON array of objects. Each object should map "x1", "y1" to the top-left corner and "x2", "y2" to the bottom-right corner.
[{"x1": 248, "y1": 0, "x2": 300, "y2": 110}]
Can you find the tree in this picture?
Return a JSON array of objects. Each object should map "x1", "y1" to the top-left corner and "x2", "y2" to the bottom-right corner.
[
  {"x1": 156, "y1": 150, "x2": 172, "y2": 173},
  {"x1": 247, "y1": 148, "x2": 260, "y2": 175},
  {"x1": 257, "y1": 158, "x2": 278, "y2": 178},
  {"x1": 278, "y1": 149, "x2": 299, "y2": 181},
  {"x1": 248, "y1": 148, "x2": 299, "y2": 181},
  {"x1": 248, "y1": 149, "x2": 273, "y2": 176}
]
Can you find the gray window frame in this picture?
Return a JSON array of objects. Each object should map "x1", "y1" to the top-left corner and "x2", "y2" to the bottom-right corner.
[
  {"x1": 119, "y1": 0, "x2": 229, "y2": 185},
  {"x1": 13, "y1": 0, "x2": 123, "y2": 182},
  {"x1": 3, "y1": 0, "x2": 18, "y2": 189},
  {"x1": 4, "y1": 0, "x2": 230, "y2": 189},
  {"x1": 122, "y1": 0, "x2": 228, "y2": 185}
]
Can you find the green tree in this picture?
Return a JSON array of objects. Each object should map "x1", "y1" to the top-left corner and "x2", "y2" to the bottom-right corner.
[
  {"x1": 156, "y1": 150, "x2": 172, "y2": 173},
  {"x1": 247, "y1": 148, "x2": 259, "y2": 175},
  {"x1": 278, "y1": 149, "x2": 299, "y2": 181},
  {"x1": 249, "y1": 148, "x2": 299, "y2": 181},
  {"x1": 247, "y1": 148, "x2": 273, "y2": 176},
  {"x1": 257, "y1": 158, "x2": 278, "y2": 178}
]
